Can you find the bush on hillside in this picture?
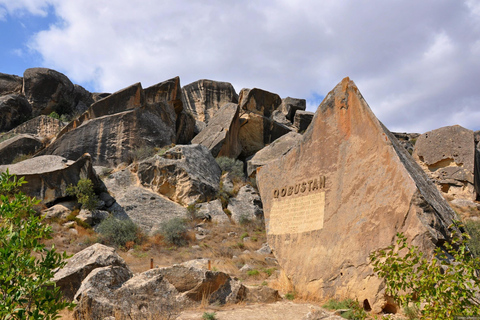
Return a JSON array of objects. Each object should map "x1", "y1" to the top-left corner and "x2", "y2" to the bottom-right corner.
[
  {"x1": 96, "y1": 215, "x2": 140, "y2": 247},
  {"x1": 215, "y1": 157, "x2": 244, "y2": 181},
  {"x1": 160, "y1": 217, "x2": 188, "y2": 246}
]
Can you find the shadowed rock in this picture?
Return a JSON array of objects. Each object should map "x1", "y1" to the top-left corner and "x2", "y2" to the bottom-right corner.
[
  {"x1": 279, "y1": 97, "x2": 306, "y2": 122},
  {"x1": 256, "y1": 77, "x2": 459, "y2": 313},
  {"x1": 144, "y1": 76, "x2": 183, "y2": 116},
  {"x1": 0, "y1": 72, "x2": 23, "y2": 94},
  {"x1": 0, "y1": 134, "x2": 43, "y2": 165},
  {"x1": 191, "y1": 103, "x2": 242, "y2": 158},
  {"x1": 293, "y1": 110, "x2": 314, "y2": 132},
  {"x1": 0, "y1": 94, "x2": 32, "y2": 132},
  {"x1": 182, "y1": 79, "x2": 238, "y2": 123}
]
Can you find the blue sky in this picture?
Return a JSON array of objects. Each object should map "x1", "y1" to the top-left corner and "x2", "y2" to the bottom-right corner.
[{"x1": 1, "y1": 0, "x2": 480, "y2": 133}]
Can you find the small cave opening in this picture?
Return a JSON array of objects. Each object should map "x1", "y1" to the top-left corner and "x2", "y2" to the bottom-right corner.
[
  {"x1": 382, "y1": 302, "x2": 398, "y2": 314},
  {"x1": 363, "y1": 299, "x2": 372, "y2": 312}
]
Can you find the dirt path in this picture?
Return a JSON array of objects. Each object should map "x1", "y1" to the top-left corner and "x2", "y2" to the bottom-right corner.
[{"x1": 176, "y1": 301, "x2": 344, "y2": 320}]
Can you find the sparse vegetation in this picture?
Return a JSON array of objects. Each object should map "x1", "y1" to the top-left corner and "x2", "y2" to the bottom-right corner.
[
  {"x1": 0, "y1": 170, "x2": 74, "y2": 319},
  {"x1": 465, "y1": 220, "x2": 480, "y2": 257},
  {"x1": 322, "y1": 298, "x2": 367, "y2": 319},
  {"x1": 127, "y1": 145, "x2": 156, "y2": 163},
  {"x1": 246, "y1": 269, "x2": 260, "y2": 276},
  {"x1": 66, "y1": 178, "x2": 99, "y2": 211},
  {"x1": 238, "y1": 213, "x2": 252, "y2": 226},
  {"x1": 96, "y1": 215, "x2": 141, "y2": 247},
  {"x1": 285, "y1": 292, "x2": 295, "y2": 301},
  {"x1": 215, "y1": 157, "x2": 244, "y2": 181},
  {"x1": 370, "y1": 230, "x2": 480, "y2": 319},
  {"x1": 12, "y1": 153, "x2": 33, "y2": 164},
  {"x1": 160, "y1": 217, "x2": 189, "y2": 246},
  {"x1": 202, "y1": 312, "x2": 217, "y2": 320}
]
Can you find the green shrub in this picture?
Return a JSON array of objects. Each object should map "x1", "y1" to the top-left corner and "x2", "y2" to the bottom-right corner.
[
  {"x1": 322, "y1": 299, "x2": 367, "y2": 319},
  {"x1": 202, "y1": 312, "x2": 217, "y2": 320},
  {"x1": 160, "y1": 217, "x2": 188, "y2": 246},
  {"x1": 238, "y1": 213, "x2": 251, "y2": 226},
  {"x1": 285, "y1": 292, "x2": 295, "y2": 300},
  {"x1": 370, "y1": 230, "x2": 480, "y2": 319},
  {"x1": 240, "y1": 232, "x2": 249, "y2": 240},
  {"x1": 263, "y1": 268, "x2": 276, "y2": 277},
  {"x1": 0, "y1": 170, "x2": 74, "y2": 318},
  {"x1": 465, "y1": 220, "x2": 480, "y2": 257},
  {"x1": 96, "y1": 216, "x2": 139, "y2": 247},
  {"x1": 246, "y1": 269, "x2": 260, "y2": 276},
  {"x1": 215, "y1": 157, "x2": 244, "y2": 181},
  {"x1": 48, "y1": 111, "x2": 60, "y2": 119},
  {"x1": 66, "y1": 178, "x2": 99, "y2": 211}
]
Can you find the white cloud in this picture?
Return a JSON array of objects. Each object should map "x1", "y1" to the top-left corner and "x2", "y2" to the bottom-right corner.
[
  {"x1": 0, "y1": 0, "x2": 51, "y2": 17},
  {"x1": 4, "y1": 0, "x2": 480, "y2": 133}
]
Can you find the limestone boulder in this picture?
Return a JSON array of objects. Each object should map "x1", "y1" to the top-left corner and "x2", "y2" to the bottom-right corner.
[
  {"x1": 136, "y1": 144, "x2": 221, "y2": 205},
  {"x1": 42, "y1": 202, "x2": 76, "y2": 219},
  {"x1": 39, "y1": 103, "x2": 176, "y2": 167},
  {"x1": 104, "y1": 168, "x2": 187, "y2": 234},
  {"x1": 256, "y1": 77, "x2": 459, "y2": 313},
  {"x1": 191, "y1": 103, "x2": 242, "y2": 158},
  {"x1": 246, "y1": 131, "x2": 302, "y2": 177},
  {"x1": 0, "y1": 94, "x2": 32, "y2": 132},
  {"x1": 0, "y1": 72, "x2": 23, "y2": 94},
  {"x1": 0, "y1": 134, "x2": 44, "y2": 165},
  {"x1": 413, "y1": 125, "x2": 476, "y2": 200},
  {"x1": 279, "y1": 97, "x2": 306, "y2": 122},
  {"x1": 227, "y1": 185, "x2": 263, "y2": 224},
  {"x1": 53, "y1": 243, "x2": 129, "y2": 301},
  {"x1": 182, "y1": 79, "x2": 238, "y2": 123},
  {"x1": 0, "y1": 154, "x2": 104, "y2": 205},
  {"x1": 293, "y1": 110, "x2": 314, "y2": 132},
  {"x1": 144, "y1": 76, "x2": 183, "y2": 116},
  {"x1": 73, "y1": 265, "x2": 245, "y2": 319},
  {"x1": 23, "y1": 68, "x2": 76, "y2": 116},
  {"x1": 196, "y1": 199, "x2": 230, "y2": 224},
  {"x1": 7, "y1": 115, "x2": 64, "y2": 140},
  {"x1": 244, "y1": 285, "x2": 281, "y2": 303}
]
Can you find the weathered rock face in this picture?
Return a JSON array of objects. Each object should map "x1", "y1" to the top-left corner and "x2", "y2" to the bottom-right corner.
[
  {"x1": 279, "y1": 97, "x2": 306, "y2": 122},
  {"x1": 196, "y1": 199, "x2": 230, "y2": 224},
  {"x1": 0, "y1": 134, "x2": 44, "y2": 165},
  {"x1": 104, "y1": 168, "x2": 187, "y2": 234},
  {"x1": 0, "y1": 72, "x2": 23, "y2": 94},
  {"x1": 53, "y1": 243, "x2": 129, "y2": 301},
  {"x1": 256, "y1": 78, "x2": 459, "y2": 313},
  {"x1": 137, "y1": 145, "x2": 221, "y2": 205},
  {"x1": 0, "y1": 94, "x2": 32, "y2": 132},
  {"x1": 413, "y1": 125, "x2": 476, "y2": 200},
  {"x1": 227, "y1": 185, "x2": 263, "y2": 224},
  {"x1": 182, "y1": 79, "x2": 238, "y2": 123},
  {"x1": 393, "y1": 132, "x2": 420, "y2": 155},
  {"x1": 246, "y1": 131, "x2": 302, "y2": 177},
  {"x1": 8, "y1": 115, "x2": 64, "y2": 140},
  {"x1": 238, "y1": 88, "x2": 293, "y2": 157},
  {"x1": 191, "y1": 103, "x2": 242, "y2": 158},
  {"x1": 293, "y1": 110, "x2": 314, "y2": 132},
  {"x1": 176, "y1": 109, "x2": 197, "y2": 144},
  {"x1": 23, "y1": 68, "x2": 76, "y2": 116},
  {"x1": 145, "y1": 76, "x2": 183, "y2": 116},
  {"x1": 73, "y1": 265, "x2": 245, "y2": 320},
  {"x1": 0, "y1": 154, "x2": 104, "y2": 205}
]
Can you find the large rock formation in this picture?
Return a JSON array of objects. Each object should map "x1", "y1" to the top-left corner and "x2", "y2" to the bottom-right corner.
[
  {"x1": 0, "y1": 154, "x2": 104, "y2": 205},
  {"x1": 279, "y1": 97, "x2": 306, "y2": 122},
  {"x1": 0, "y1": 72, "x2": 23, "y2": 94},
  {"x1": 23, "y1": 68, "x2": 76, "y2": 116},
  {"x1": 182, "y1": 79, "x2": 238, "y2": 124},
  {"x1": 40, "y1": 82, "x2": 176, "y2": 167},
  {"x1": 7, "y1": 115, "x2": 64, "y2": 140},
  {"x1": 136, "y1": 144, "x2": 221, "y2": 205},
  {"x1": 227, "y1": 185, "x2": 263, "y2": 224},
  {"x1": 256, "y1": 78, "x2": 459, "y2": 313},
  {"x1": 0, "y1": 134, "x2": 44, "y2": 165},
  {"x1": 413, "y1": 125, "x2": 476, "y2": 200},
  {"x1": 53, "y1": 243, "x2": 129, "y2": 301},
  {"x1": 238, "y1": 88, "x2": 293, "y2": 157},
  {"x1": 0, "y1": 94, "x2": 32, "y2": 132},
  {"x1": 191, "y1": 103, "x2": 242, "y2": 158}
]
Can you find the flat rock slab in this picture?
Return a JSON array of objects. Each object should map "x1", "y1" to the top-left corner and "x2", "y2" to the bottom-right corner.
[
  {"x1": 256, "y1": 77, "x2": 459, "y2": 313},
  {"x1": 177, "y1": 302, "x2": 344, "y2": 320}
]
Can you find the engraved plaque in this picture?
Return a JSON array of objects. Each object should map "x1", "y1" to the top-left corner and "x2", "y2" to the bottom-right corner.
[{"x1": 268, "y1": 192, "x2": 325, "y2": 235}]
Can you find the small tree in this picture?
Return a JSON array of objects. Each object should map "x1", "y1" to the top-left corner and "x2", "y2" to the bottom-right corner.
[
  {"x1": 66, "y1": 178, "x2": 99, "y2": 211},
  {"x1": 370, "y1": 230, "x2": 480, "y2": 319},
  {"x1": 0, "y1": 170, "x2": 74, "y2": 319}
]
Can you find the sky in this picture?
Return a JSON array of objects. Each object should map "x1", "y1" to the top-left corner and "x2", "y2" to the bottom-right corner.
[{"x1": 0, "y1": 0, "x2": 479, "y2": 134}]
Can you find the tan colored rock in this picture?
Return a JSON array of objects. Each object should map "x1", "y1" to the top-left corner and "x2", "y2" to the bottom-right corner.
[
  {"x1": 144, "y1": 76, "x2": 183, "y2": 116},
  {"x1": 279, "y1": 97, "x2": 306, "y2": 122},
  {"x1": 238, "y1": 88, "x2": 282, "y2": 118},
  {"x1": 8, "y1": 115, "x2": 64, "y2": 140},
  {"x1": 256, "y1": 78, "x2": 459, "y2": 313},
  {"x1": 182, "y1": 79, "x2": 238, "y2": 123},
  {"x1": 413, "y1": 125, "x2": 476, "y2": 200},
  {"x1": 191, "y1": 103, "x2": 242, "y2": 158}
]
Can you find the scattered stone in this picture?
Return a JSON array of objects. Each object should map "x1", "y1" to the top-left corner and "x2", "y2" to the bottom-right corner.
[
  {"x1": 413, "y1": 125, "x2": 476, "y2": 200},
  {"x1": 136, "y1": 144, "x2": 221, "y2": 205},
  {"x1": 180, "y1": 258, "x2": 210, "y2": 270},
  {"x1": 42, "y1": 202, "x2": 75, "y2": 219},
  {"x1": 196, "y1": 199, "x2": 230, "y2": 224},
  {"x1": 227, "y1": 185, "x2": 263, "y2": 224},
  {"x1": 256, "y1": 77, "x2": 460, "y2": 313},
  {"x1": 53, "y1": 243, "x2": 129, "y2": 301},
  {"x1": 63, "y1": 221, "x2": 75, "y2": 228},
  {"x1": 244, "y1": 285, "x2": 281, "y2": 303},
  {"x1": 182, "y1": 79, "x2": 238, "y2": 123},
  {"x1": 256, "y1": 243, "x2": 273, "y2": 255},
  {"x1": 76, "y1": 209, "x2": 109, "y2": 226},
  {"x1": 239, "y1": 264, "x2": 254, "y2": 272},
  {"x1": 191, "y1": 103, "x2": 242, "y2": 158},
  {"x1": 293, "y1": 110, "x2": 314, "y2": 132}
]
